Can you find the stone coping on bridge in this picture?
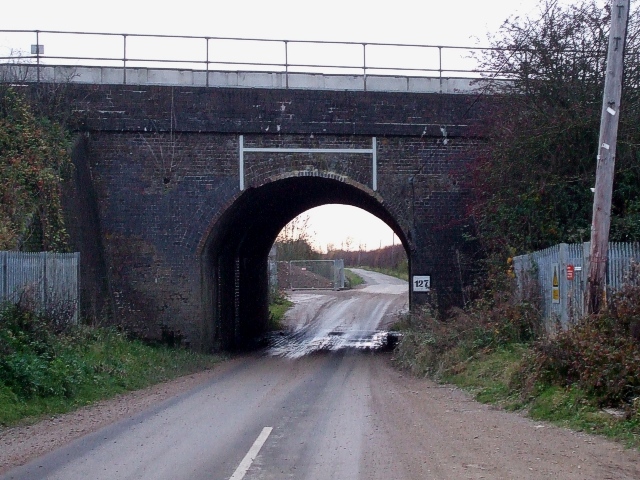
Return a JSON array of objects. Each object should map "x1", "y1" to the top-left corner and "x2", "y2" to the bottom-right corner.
[{"x1": 9, "y1": 65, "x2": 487, "y2": 94}]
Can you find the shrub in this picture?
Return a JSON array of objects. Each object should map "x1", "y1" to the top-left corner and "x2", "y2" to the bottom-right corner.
[
  {"x1": 522, "y1": 272, "x2": 640, "y2": 408},
  {"x1": 393, "y1": 288, "x2": 541, "y2": 378},
  {"x1": 0, "y1": 303, "x2": 84, "y2": 398},
  {"x1": 522, "y1": 315, "x2": 640, "y2": 406}
]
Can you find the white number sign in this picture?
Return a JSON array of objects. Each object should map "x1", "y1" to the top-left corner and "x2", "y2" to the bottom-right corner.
[{"x1": 413, "y1": 275, "x2": 431, "y2": 292}]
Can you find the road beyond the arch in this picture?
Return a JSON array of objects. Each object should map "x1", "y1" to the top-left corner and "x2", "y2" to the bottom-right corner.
[
  {"x1": 266, "y1": 268, "x2": 409, "y2": 357},
  {"x1": 2, "y1": 272, "x2": 639, "y2": 479}
]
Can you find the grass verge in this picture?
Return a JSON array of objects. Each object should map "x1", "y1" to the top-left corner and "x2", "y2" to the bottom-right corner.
[
  {"x1": 0, "y1": 304, "x2": 222, "y2": 428},
  {"x1": 440, "y1": 346, "x2": 640, "y2": 449},
  {"x1": 268, "y1": 291, "x2": 293, "y2": 330},
  {"x1": 356, "y1": 266, "x2": 408, "y2": 282},
  {"x1": 344, "y1": 269, "x2": 365, "y2": 288},
  {"x1": 392, "y1": 272, "x2": 640, "y2": 450}
]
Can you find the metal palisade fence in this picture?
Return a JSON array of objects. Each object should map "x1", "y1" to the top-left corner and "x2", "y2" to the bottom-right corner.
[
  {"x1": 0, "y1": 251, "x2": 80, "y2": 324},
  {"x1": 286, "y1": 259, "x2": 345, "y2": 290},
  {"x1": 513, "y1": 242, "x2": 640, "y2": 329}
]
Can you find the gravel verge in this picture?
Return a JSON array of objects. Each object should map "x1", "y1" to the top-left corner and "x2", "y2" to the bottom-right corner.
[{"x1": 0, "y1": 361, "x2": 238, "y2": 474}]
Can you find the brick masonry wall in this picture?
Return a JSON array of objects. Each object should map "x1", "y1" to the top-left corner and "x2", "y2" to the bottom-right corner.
[{"x1": 48, "y1": 83, "x2": 492, "y2": 350}]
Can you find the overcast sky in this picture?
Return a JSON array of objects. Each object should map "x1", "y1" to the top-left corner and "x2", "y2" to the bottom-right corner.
[
  {"x1": 1, "y1": 1, "x2": 560, "y2": 44},
  {"x1": 0, "y1": 0, "x2": 585, "y2": 252}
]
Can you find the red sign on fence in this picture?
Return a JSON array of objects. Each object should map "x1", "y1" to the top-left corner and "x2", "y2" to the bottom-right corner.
[{"x1": 567, "y1": 265, "x2": 575, "y2": 281}]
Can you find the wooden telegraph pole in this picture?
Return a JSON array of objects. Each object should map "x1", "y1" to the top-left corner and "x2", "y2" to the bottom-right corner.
[{"x1": 587, "y1": 0, "x2": 630, "y2": 314}]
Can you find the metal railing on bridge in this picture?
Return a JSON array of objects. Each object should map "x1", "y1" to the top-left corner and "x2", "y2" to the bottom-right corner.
[{"x1": 0, "y1": 29, "x2": 506, "y2": 87}]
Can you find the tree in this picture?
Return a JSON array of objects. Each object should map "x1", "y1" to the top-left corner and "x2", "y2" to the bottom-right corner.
[
  {"x1": 274, "y1": 213, "x2": 321, "y2": 261},
  {"x1": 467, "y1": 0, "x2": 640, "y2": 260}
]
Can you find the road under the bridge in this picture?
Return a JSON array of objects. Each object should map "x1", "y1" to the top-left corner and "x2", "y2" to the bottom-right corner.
[{"x1": 2, "y1": 271, "x2": 639, "y2": 480}]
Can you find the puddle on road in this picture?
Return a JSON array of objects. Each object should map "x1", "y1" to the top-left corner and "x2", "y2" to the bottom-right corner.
[
  {"x1": 264, "y1": 329, "x2": 401, "y2": 358},
  {"x1": 266, "y1": 278, "x2": 408, "y2": 358}
]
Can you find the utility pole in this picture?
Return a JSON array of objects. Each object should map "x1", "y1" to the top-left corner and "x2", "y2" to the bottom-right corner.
[{"x1": 587, "y1": 0, "x2": 630, "y2": 314}]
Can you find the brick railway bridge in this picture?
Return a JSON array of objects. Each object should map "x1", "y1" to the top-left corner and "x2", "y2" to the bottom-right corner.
[{"x1": 18, "y1": 62, "x2": 495, "y2": 351}]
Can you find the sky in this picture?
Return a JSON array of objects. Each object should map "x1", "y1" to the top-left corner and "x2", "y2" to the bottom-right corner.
[
  {"x1": 1, "y1": 1, "x2": 556, "y2": 44},
  {"x1": 295, "y1": 205, "x2": 401, "y2": 253},
  {"x1": 0, "y1": 0, "x2": 582, "y2": 252}
]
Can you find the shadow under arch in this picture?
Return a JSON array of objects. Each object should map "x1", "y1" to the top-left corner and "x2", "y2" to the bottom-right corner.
[{"x1": 200, "y1": 174, "x2": 410, "y2": 351}]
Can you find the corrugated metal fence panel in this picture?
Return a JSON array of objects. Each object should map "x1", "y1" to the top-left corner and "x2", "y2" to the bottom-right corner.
[
  {"x1": 0, "y1": 251, "x2": 5, "y2": 302},
  {"x1": 5, "y1": 252, "x2": 44, "y2": 307},
  {"x1": 513, "y1": 253, "x2": 536, "y2": 306},
  {"x1": 0, "y1": 251, "x2": 80, "y2": 324},
  {"x1": 566, "y1": 243, "x2": 586, "y2": 324},
  {"x1": 608, "y1": 242, "x2": 640, "y2": 291},
  {"x1": 532, "y1": 244, "x2": 560, "y2": 325},
  {"x1": 45, "y1": 252, "x2": 80, "y2": 324},
  {"x1": 608, "y1": 242, "x2": 622, "y2": 291},
  {"x1": 514, "y1": 242, "x2": 640, "y2": 329}
]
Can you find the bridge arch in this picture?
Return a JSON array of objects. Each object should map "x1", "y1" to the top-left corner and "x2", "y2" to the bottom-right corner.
[
  {"x1": 48, "y1": 83, "x2": 481, "y2": 351},
  {"x1": 200, "y1": 172, "x2": 410, "y2": 350}
]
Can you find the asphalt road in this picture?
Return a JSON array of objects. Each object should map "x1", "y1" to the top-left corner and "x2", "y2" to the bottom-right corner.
[{"x1": 3, "y1": 270, "x2": 639, "y2": 480}]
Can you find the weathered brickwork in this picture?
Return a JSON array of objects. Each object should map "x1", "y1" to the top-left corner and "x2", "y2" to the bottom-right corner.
[{"x1": 48, "y1": 83, "x2": 492, "y2": 351}]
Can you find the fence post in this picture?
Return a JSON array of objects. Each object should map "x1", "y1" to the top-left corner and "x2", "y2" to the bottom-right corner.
[
  {"x1": 438, "y1": 46, "x2": 443, "y2": 93},
  {"x1": 285, "y1": 40, "x2": 289, "y2": 89},
  {"x1": 35, "y1": 30, "x2": 41, "y2": 85},
  {"x1": 123, "y1": 34, "x2": 128, "y2": 85},
  {"x1": 362, "y1": 43, "x2": 367, "y2": 92},
  {"x1": 205, "y1": 37, "x2": 210, "y2": 88}
]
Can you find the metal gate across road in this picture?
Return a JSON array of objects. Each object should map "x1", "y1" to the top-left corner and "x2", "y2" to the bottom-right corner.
[{"x1": 286, "y1": 260, "x2": 345, "y2": 290}]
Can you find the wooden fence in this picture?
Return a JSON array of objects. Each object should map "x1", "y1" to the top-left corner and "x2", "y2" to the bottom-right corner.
[{"x1": 0, "y1": 251, "x2": 80, "y2": 324}]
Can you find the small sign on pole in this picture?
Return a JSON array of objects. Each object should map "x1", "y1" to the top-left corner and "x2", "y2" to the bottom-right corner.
[
  {"x1": 413, "y1": 275, "x2": 430, "y2": 292},
  {"x1": 552, "y1": 263, "x2": 560, "y2": 304},
  {"x1": 567, "y1": 265, "x2": 575, "y2": 281}
]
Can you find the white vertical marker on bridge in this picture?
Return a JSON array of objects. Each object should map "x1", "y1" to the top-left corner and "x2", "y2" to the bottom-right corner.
[
  {"x1": 372, "y1": 136, "x2": 377, "y2": 191},
  {"x1": 239, "y1": 134, "x2": 245, "y2": 191},
  {"x1": 229, "y1": 426, "x2": 273, "y2": 480}
]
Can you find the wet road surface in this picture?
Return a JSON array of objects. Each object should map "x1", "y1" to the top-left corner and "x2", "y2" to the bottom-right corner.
[
  {"x1": 267, "y1": 269, "x2": 408, "y2": 357},
  {"x1": 3, "y1": 271, "x2": 639, "y2": 480}
]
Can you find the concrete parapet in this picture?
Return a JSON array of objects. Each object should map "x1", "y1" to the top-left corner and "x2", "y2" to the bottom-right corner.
[
  {"x1": 365, "y1": 76, "x2": 409, "y2": 92},
  {"x1": 102, "y1": 67, "x2": 126, "y2": 84},
  {"x1": 147, "y1": 68, "x2": 194, "y2": 86},
  {"x1": 69, "y1": 67, "x2": 103, "y2": 84},
  {"x1": 2, "y1": 64, "x2": 490, "y2": 93}
]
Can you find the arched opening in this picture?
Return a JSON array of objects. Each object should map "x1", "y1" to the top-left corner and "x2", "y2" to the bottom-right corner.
[{"x1": 201, "y1": 175, "x2": 409, "y2": 351}]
